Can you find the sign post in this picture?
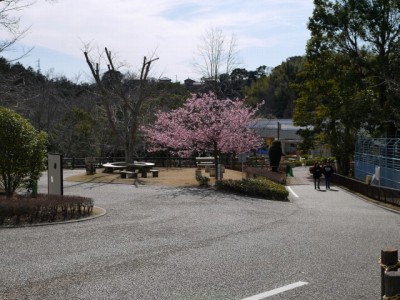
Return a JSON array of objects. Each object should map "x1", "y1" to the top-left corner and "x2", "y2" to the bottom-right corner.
[
  {"x1": 238, "y1": 153, "x2": 247, "y2": 179},
  {"x1": 48, "y1": 154, "x2": 63, "y2": 195}
]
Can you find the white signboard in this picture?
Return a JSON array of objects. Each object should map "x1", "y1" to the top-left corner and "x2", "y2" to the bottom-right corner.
[{"x1": 375, "y1": 166, "x2": 381, "y2": 181}]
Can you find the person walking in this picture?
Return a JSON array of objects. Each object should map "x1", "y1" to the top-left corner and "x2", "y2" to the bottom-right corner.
[
  {"x1": 322, "y1": 162, "x2": 335, "y2": 190},
  {"x1": 312, "y1": 162, "x2": 322, "y2": 190}
]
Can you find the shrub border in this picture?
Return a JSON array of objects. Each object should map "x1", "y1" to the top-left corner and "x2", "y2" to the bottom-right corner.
[
  {"x1": 217, "y1": 178, "x2": 289, "y2": 201},
  {"x1": 0, "y1": 204, "x2": 106, "y2": 228}
]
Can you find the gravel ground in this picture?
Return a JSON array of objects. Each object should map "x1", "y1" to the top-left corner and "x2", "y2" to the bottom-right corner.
[
  {"x1": 65, "y1": 167, "x2": 244, "y2": 187},
  {"x1": 1, "y1": 170, "x2": 294, "y2": 299},
  {"x1": 0, "y1": 168, "x2": 399, "y2": 299}
]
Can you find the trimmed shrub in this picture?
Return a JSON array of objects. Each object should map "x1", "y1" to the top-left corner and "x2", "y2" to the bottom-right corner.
[
  {"x1": 0, "y1": 107, "x2": 47, "y2": 196},
  {"x1": 283, "y1": 160, "x2": 303, "y2": 167},
  {"x1": 196, "y1": 175, "x2": 210, "y2": 187},
  {"x1": 305, "y1": 159, "x2": 317, "y2": 166},
  {"x1": 293, "y1": 161, "x2": 303, "y2": 167},
  {"x1": 218, "y1": 178, "x2": 289, "y2": 201},
  {"x1": 0, "y1": 194, "x2": 94, "y2": 226},
  {"x1": 305, "y1": 156, "x2": 336, "y2": 166}
]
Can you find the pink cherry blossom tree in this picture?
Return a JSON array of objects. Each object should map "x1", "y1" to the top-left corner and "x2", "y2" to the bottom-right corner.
[{"x1": 141, "y1": 92, "x2": 263, "y2": 173}]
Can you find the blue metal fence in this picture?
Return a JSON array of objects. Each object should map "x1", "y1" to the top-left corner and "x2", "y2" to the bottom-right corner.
[{"x1": 355, "y1": 138, "x2": 400, "y2": 189}]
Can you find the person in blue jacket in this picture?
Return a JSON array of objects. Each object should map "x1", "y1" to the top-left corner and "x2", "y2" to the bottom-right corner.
[{"x1": 322, "y1": 162, "x2": 335, "y2": 190}]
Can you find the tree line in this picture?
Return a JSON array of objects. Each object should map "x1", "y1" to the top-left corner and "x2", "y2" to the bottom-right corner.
[
  {"x1": 294, "y1": 0, "x2": 400, "y2": 175},
  {"x1": 0, "y1": 55, "x2": 299, "y2": 160},
  {"x1": 0, "y1": 1, "x2": 303, "y2": 162},
  {"x1": 4, "y1": 1, "x2": 399, "y2": 176}
]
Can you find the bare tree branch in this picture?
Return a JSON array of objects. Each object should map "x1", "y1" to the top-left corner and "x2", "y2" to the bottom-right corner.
[
  {"x1": 83, "y1": 43, "x2": 159, "y2": 161},
  {"x1": 0, "y1": 0, "x2": 34, "y2": 56},
  {"x1": 193, "y1": 26, "x2": 241, "y2": 80}
]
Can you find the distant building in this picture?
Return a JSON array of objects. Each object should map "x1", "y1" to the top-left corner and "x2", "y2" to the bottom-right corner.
[
  {"x1": 184, "y1": 78, "x2": 195, "y2": 87},
  {"x1": 159, "y1": 77, "x2": 172, "y2": 83},
  {"x1": 250, "y1": 119, "x2": 303, "y2": 155},
  {"x1": 250, "y1": 119, "x2": 331, "y2": 157},
  {"x1": 184, "y1": 78, "x2": 204, "y2": 91}
]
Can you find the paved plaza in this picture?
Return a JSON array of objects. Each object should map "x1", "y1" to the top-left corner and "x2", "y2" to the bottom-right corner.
[{"x1": 0, "y1": 167, "x2": 399, "y2": 299}]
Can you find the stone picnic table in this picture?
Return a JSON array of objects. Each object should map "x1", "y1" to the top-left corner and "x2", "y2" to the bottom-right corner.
[
  {"x1": 102, "y1": 161, "x2": 158, "y2": 178},
  {"x1": 128, "y1": 162, "x2": 156, "y2": 178}
]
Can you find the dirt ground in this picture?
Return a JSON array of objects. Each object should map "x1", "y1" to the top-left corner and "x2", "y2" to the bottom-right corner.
[{"x1": 65, "y1": 167, "x2": 244, "y2": 187}]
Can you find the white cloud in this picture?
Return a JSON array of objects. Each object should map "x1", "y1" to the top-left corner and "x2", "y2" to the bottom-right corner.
[{"x1": 4, "y1": 0, "x2": 313, "y2": 81}]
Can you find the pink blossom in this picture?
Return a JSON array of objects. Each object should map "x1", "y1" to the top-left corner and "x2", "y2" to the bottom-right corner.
[{"x1": 140, "y1": 92, "x2": 263, "y2": 156}]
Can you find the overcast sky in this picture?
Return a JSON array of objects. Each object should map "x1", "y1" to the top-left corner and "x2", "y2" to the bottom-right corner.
[{"x1": 2, "y1": 0, "x2": 314, "y2": 83}]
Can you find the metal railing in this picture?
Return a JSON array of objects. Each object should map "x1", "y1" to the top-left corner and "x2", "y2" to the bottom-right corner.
[
  {"x1": 355, "y1": 138, "x2": 400, "y2": 189},
  {"x1": 61, "y1": 157, "x2": 263, "y2": 170},
  {"x1": 332, "y1": 173, "x2": 400, "y2": 207},
  {"x1": 62, "y1": 157, "x2": 197, "y2": 169}
]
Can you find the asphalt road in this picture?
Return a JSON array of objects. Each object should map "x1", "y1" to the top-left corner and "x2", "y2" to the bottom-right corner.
[{"x1": 0, "y1": 168, "x2": 399, "y2": 299}]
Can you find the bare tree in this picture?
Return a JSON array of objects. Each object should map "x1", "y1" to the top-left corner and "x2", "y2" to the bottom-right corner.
[
  {"x1": 193, "y1": 26, "x2": 240, "y2": 82},
  {"x1": 1, "y1": 0, "x2": 57, "y2": 58},
  {"x1": 0, "y1": 0, "x2": 34, "y2": 57},
  {"x1": 84, "y1": 45, "x2": 158, "y2": 162}
]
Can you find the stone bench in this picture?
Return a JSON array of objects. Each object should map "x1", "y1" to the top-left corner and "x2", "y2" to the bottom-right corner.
[
  {"x1": 102, "y1": 163, "x2": 126, "y2": 173},
  {"x1": 150, "y1": 169, "x2": 159, "y2": 177},
  {"x1": 195, "y1": 157, "x2": 214, "y2": 167},
  {"x1": 197, "y1": 162, "x2": 214, "y2": 167},
  {"x1": 120, "y1": 170, "x2": 138, "y2": 179}
]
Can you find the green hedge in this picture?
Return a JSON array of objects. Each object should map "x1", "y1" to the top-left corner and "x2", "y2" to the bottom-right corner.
[
  {"x1": 305, "y1": 159, "x2": 317, "y2": 166},
  {"x1": 218, "y1": 178, "x2": 289, "y2": 201},
  {"x1": 305, "y1": 156, "x2": 336, "y2": 166},
  {"x1": 196, "y1": 175, "x2": 210, "y2": 187},
  {"x1": 288, "y1": 161, "x2": 303, "y2": 167}
]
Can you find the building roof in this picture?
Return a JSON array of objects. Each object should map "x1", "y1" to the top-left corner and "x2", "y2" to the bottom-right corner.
[
  {"x1": 249, "y1": 119, "x2": 305, "y2": 140},
  {"x1": 159, "y1": 77, "x2": 172, "y2": 82}
]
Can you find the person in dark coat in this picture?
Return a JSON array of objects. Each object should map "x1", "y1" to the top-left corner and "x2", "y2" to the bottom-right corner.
[
  {"x1": 322, "y1": 162, "x2": 335, "y2": 190},
  {"x1": 312, "y1": 162, "x2": 322, "y2": 189}
]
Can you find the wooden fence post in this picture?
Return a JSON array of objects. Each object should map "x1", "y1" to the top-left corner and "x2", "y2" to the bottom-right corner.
[
  {"x1": 381, "y1": 247, "x2": 399, "y2": 298},
  {"x1": 384, "y1": 271, "x2": 400, "y2": 299}
]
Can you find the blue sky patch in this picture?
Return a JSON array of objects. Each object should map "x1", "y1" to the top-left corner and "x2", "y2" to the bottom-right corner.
[{"x1": 160, "y1": 3, "x2": 205, "y2": 21}]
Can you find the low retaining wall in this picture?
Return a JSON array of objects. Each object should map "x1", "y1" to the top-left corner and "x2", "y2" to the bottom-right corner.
[{"x1": 244, "y1": 166, "x2": 287, "y2": 185}]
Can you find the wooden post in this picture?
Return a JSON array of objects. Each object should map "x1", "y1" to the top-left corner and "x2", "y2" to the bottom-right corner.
[
  {"x1": 381, "y1": 247, "x2": 399, "y2": 298},
  {"x1": 384, "y1": 271, "x2": 400, "y2": 298}
]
